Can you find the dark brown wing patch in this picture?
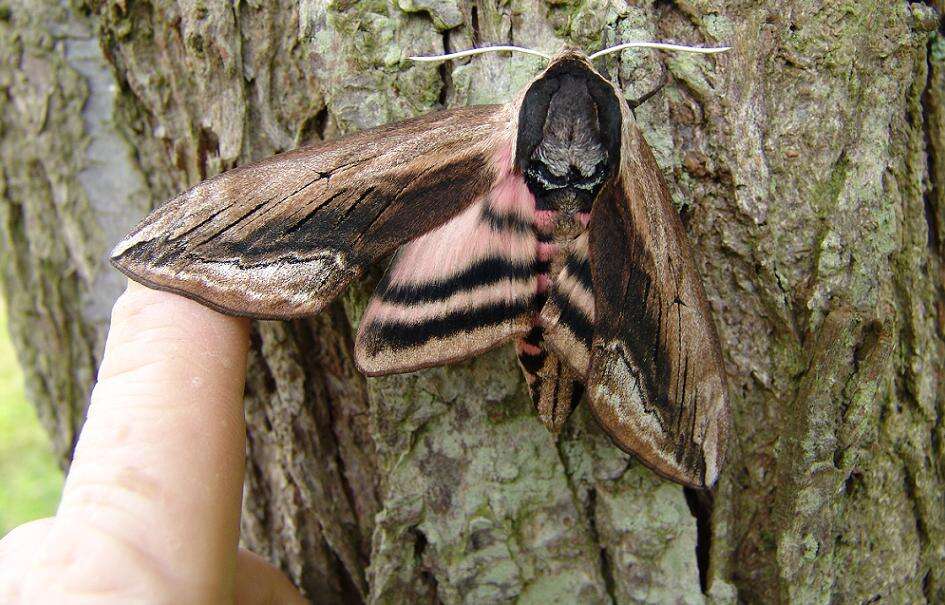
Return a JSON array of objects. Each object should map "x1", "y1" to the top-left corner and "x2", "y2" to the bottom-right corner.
[
  {"x1": 586, "y1": 124, "x2": 729, "y2": 489},
  {"x1": 111, "y1": 105, "x2": 508, "y2": 319}
]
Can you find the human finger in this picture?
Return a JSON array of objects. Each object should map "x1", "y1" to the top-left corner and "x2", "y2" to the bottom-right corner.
[{"x1": 23, "y1": 282, "x2": 250, "y2": 601}]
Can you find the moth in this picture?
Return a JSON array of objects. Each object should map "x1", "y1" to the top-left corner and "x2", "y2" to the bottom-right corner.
[{"x1": 111, "y1": 42, "x2": 731, "y2": 489}]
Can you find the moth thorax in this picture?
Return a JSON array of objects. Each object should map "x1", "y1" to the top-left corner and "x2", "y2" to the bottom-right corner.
[{"x1": 518, "y1": 65, "x2": 620, "y2": 221}]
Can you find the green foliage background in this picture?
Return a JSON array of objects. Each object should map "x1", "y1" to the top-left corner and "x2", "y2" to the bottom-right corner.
[{"x1": 0, "y1": 303, "x2": 61, "y2": 535}]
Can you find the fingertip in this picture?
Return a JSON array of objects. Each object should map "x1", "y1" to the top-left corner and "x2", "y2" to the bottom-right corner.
[
  {"x1": 102, "y1": 281, "x2": 249, "y2": 383},
  {"x1": 235, "y1": 549, "x2": 307, "y2": 605}
]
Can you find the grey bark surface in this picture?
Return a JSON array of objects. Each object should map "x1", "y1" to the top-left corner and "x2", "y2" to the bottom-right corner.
[{"x1": 1, "y1": 0, "x2": 943, "y2": 603}]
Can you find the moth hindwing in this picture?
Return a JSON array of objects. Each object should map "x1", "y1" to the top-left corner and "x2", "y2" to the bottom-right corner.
[{"x1": 111, "y1": 50, "x2": 729, "y2": 489}]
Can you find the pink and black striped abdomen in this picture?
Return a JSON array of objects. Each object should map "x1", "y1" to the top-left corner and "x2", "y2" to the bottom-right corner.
[
  {"x1": 538, "y1": 227, "x2": 594, "y2": 375},
  {"x1": 515, "y1": 326, "x2": 585, "y2": 433},
  {"x1": 514, "y1": 209, "x2": 595, "y2": 432}
]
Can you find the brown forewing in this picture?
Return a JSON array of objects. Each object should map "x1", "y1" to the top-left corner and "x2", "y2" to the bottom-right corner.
[
  {"x1": 586, "y1": 118, "x2": 729, "y2": 489},
  {"x1": 111, "y1": 104, "x2": 510, "y2": 319}
]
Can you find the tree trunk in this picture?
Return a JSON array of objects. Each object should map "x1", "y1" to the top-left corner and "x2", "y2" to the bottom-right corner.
[{"x1": 2, "y1": 0, "x2": 943, "y2": 602}]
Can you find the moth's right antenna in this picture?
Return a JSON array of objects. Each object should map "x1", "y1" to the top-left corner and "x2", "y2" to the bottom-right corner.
[
  {"x1": 409, "y1": 46, "x2": 552, "y2": 62},
  {"x1": 589, "y1": 42, "x2": 731, "y2": 60}
]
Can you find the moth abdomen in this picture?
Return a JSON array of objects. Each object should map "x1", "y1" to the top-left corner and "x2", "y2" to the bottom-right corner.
[{"x1": 515, "y1": 327, "x2": 583, "y2": 433}]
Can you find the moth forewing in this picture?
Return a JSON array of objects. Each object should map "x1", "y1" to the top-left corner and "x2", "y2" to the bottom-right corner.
[
  {"x1": 585, "y1": 97, "x2": 730, "y2": 489},
  {"x1": 110, "y1": 105, "x2": 510, "y2": 320}
]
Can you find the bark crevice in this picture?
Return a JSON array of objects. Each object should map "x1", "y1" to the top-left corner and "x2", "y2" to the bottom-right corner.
[{"x1": 585, "y1": 488, "x2": 617, "y2": 605}]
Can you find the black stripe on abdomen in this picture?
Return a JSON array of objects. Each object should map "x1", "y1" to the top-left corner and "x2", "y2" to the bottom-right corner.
[
  {"x1": 548, "y1": 289, "x2": 593, "y2": 347},
  {"x1": 564, "y1": 252, "x2": 592, "y2": 291}
]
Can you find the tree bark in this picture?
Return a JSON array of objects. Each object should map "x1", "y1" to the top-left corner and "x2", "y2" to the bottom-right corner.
[{"x1": 2, "y1": 0, "x2": 943, "y2": 603}]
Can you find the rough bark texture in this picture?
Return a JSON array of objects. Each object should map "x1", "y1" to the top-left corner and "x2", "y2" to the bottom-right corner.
[{"x1": 1, "y1": 0, "x2": 943, "y2": 603}]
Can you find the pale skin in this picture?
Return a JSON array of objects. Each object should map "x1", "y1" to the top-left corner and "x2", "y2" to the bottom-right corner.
[{"x1": 0, "y1": 281, "x2": 306, "y2": 604}]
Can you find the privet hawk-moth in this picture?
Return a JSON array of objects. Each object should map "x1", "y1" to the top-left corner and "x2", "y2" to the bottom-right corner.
[{"x1": 111, "y1": 45, "x2": 730, "y2": 489}]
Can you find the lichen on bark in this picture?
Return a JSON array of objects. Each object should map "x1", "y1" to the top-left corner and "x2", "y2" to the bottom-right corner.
[{"x1": 1, "y1": 1, "x2": 943, "y2": 603}]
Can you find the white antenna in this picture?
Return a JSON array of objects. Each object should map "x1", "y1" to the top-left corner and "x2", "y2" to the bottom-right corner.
[
  {"x1": 409, "y1": 45, "x2": 551, "y2": 62},
  {"x1": 589, "y1": 41, "x2": 731, "y2": 60}
]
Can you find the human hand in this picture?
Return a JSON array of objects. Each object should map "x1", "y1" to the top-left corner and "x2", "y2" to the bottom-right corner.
[{"x1": 0, "y1": 281, "x2": 305, "y2": 604}]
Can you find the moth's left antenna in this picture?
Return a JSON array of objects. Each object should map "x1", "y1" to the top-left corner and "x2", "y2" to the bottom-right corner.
[{"x1": 409, "y1": 46, "x2": 551, "y2": 62}]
